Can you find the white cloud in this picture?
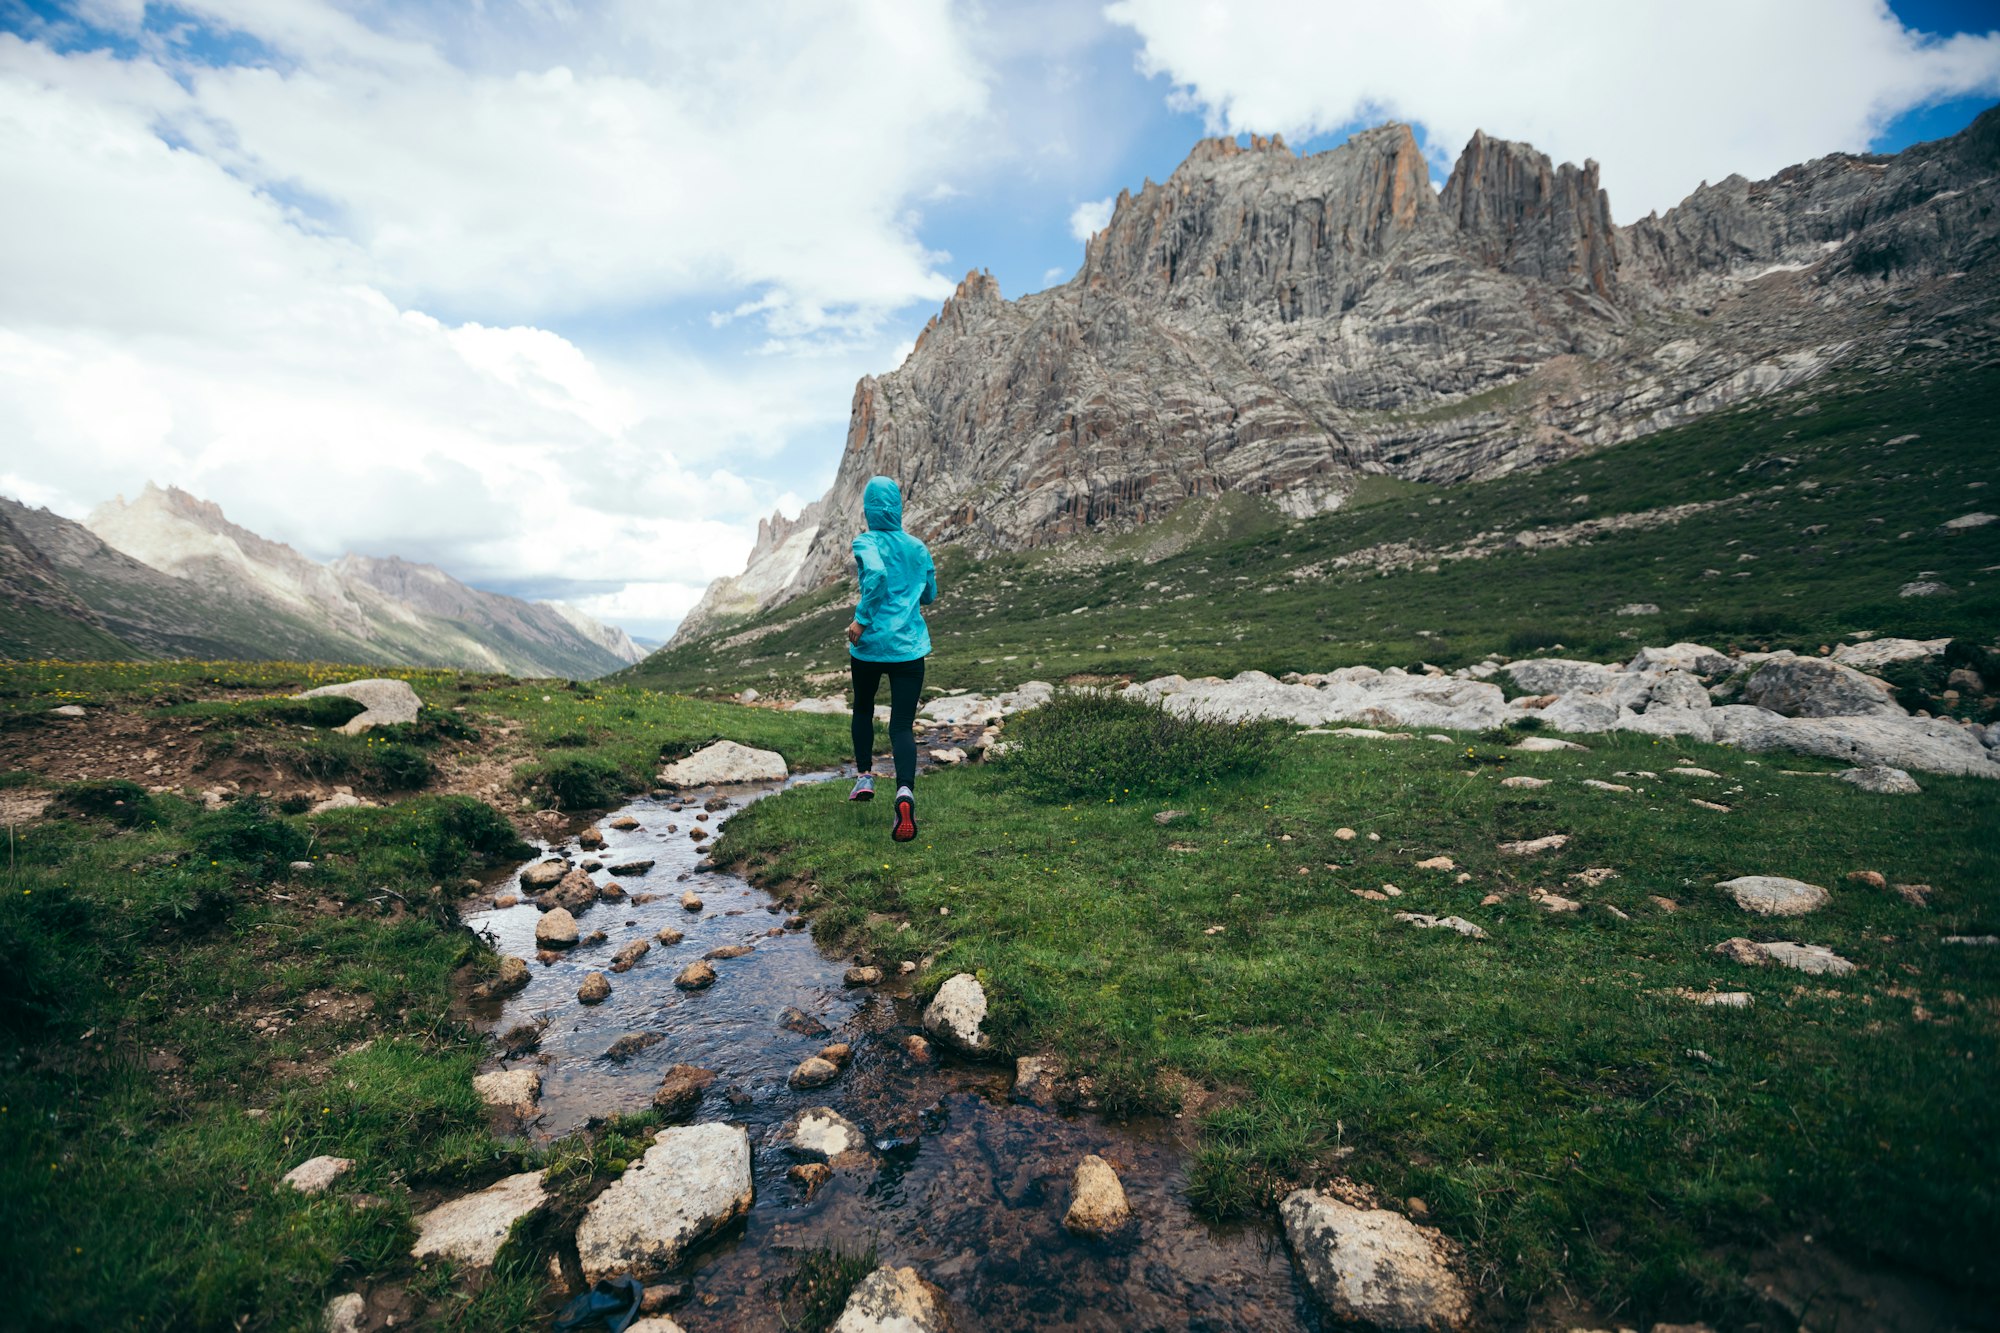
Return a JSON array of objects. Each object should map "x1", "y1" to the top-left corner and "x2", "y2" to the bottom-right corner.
[
  {"x1": 0, "y1": 3, "x2": 1006, "y2": 636},
  {"x1": 1068, "y1": 194, "x2": 1116, "y2": 241},
  {"x1": 1105, "y1": 0, "x2": 2000, "y2": 220}
]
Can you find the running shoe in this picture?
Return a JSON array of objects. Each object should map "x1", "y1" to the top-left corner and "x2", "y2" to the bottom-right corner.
[
  {"x1": 891, "y1": 786, "x2": 917, "y2": 842},
  {"x1": 849, "y1": 774, "x2": 876, "y2": 802}
]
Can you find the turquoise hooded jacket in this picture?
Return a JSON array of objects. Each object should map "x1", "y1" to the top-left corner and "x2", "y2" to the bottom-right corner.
[{"x1": 850, "y1": 476, "x2": 937, "y2": 662}]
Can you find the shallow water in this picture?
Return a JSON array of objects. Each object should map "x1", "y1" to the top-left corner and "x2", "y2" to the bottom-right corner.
[{"x1": 464, "y1": 777, "x2": 1313, "y2": 1331}]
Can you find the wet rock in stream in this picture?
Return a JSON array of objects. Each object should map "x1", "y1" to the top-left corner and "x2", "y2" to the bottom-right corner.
[
  {"x1": 577, "y1": 971, "x2": 611, "y2": 1004},
  {"x1": 652, "y1": 1064, "x2": 716, "y2": 1120},
  {"x1": 603, "y1": 1031, "x2": 664, "y2": 1062},
  {"x1": 608, "y1": 938, "x2": 650, "y2": 972},
  {"x1": 534, "y1": 907, "x2": 578, "y2": 948},
  {"x1": 675, "y1": 960, "x2": 716, "y2": 990}
]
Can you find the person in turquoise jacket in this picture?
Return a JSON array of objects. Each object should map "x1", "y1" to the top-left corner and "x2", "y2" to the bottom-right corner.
[{"x1": 845, "y1": 475, "x2": 937, "y2": 841}]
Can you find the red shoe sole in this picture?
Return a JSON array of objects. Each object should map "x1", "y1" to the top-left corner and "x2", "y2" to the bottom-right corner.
[{"x1": 892, "y1": 796, "x2": 917, "y2": 842}]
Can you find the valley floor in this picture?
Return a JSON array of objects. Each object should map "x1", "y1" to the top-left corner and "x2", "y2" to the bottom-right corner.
[{"x1": 2, "y1": 656, "x2": 1994, "y2": 1330}]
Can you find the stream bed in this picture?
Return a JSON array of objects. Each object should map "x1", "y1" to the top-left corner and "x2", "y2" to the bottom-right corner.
[{"x1": 464, "y1": 776, "x2": 1314, "y2": 1331}]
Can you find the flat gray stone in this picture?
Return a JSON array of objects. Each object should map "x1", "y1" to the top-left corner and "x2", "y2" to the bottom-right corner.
[
  {"x1": 779, "y1": 1107, "x2": 869, "y2": 1161},
  {"x1": 297, "y1": 678, "x2": 422, "y2": 734},
  {"x1": 1836, "y1": 765, "x2": 1922, "y2": 794},
  {"x1": 832, "y1": 1265, "x2": 949, "y2": 1333},
  {"x1": 576, "y1": 1123, "x2": 752, "y2": 1281},
  {"x1": 281, "y1": 1155, "x2": 353, "y2": 1194},
  {"x1": 410, "y1": 1170, "x2": 547, "y2": 1269},
  {"x1": 1280, "y1": 1189, "x2": 1472, "y2": 1331},
  {"x1": 1717, "y1": 875, "x2": 1829, "y2": 916},
  {"x1": 658, "y1": 740, "x2": 787, "y2": 786}
]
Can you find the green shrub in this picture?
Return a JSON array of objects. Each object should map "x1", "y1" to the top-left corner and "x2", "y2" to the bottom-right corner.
[
  {"x1": 1502, "y1": 627, "x2": 1564, "y2": 655},
  {"x1": 157, "y1": 695, "x2": 367, "y2": 728},
  {"x1": 367, "y1": 741, "x2": 435, "y2": 790},
  {"x1": 53, "y1": 779, "x2": 158, "y2": 828},
  {"x1": 1000, "y1": 690, "x2": 1279, "y2": 800},
  {"x1": 192, "y1": 798, "x2": 308, "y2": 873},
  {"x1": 525, "y1": 755, "x2": 627, "y2": 810}
]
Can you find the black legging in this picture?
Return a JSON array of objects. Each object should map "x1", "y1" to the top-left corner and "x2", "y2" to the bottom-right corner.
[{"x1": 851, "y1": 654, "x2": 926, "y2": 790}]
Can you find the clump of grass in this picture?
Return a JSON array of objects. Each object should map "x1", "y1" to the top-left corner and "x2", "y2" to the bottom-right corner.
[
  {"x1": 776, "y1": 1243, "x2": 880, "y2": 1333},
  {"x1": 154, "y1": 695, "x2": 366, "y2": 728},
  {"x1": 1000, "y1": 690, "x2": 1280, "y2": 800},
  {"x1": 522, "y1": 753, "x2": 627, "y2": 810},
  {"x1": 191, "y1": 797, "x2": 309, "y2": 875},
  {"x1": 51, "y1": 778, "x2": 159, "y2": 827},
  {"x1": 1877, "y1": 639, "x2": 2000, "y2": 723}
]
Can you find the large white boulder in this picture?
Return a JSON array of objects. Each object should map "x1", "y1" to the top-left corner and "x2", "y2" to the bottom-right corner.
[
  {"x1": 1280, "y1": 1189, "x2": 1473, "y2": 1332},
  {"x1": 922, "y1": 973, "x2": 991, "y2": 1053},
  {"x1": 1830, "y1": 637, "x2": 1949, "y2": 670},
  {"x1": 1740, "y1": 655, "x2": 1904, "y2": 718},
  {"x1": 657, "y1": 740, "x2": 788, "y2": 786},
  {"x1": 1502, "y1": 658, "x2": 1620, "y2": 696},
  {"x1": 410, "y1": 1170, "x2": 548, "y2": 1269},
  {"x1": 1708, "y1": 707, "x2": 1999, "y2": 778},
  {"x1": 296, "y1": 678, "x2": 422, "y2": 734},
  {"x1": 1626, "y1": 643, "x2": 1737, "y2": 677},
  {"x1": 831, "y1": 1266, "x2": 949, "y2": 1333},
  {"x1": 576, "y1": 1123, "x2": 753, "y2": 1281}
]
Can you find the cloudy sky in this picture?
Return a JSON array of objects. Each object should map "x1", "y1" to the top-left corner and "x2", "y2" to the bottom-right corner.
[{"x1": 3, "y1": 1, "x2": 1995, "y2": 639}]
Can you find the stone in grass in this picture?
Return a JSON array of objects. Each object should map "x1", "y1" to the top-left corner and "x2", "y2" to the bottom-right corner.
[
  {"x1": 1394, "y1": 912, "x2": 1488, "y2": 939},
  {"x1": 1064, "y1": 1155, "x2": 1133, "y2": 1238},
  {"x1": 1836, "y1": 765, "x2": 1922, "y2": 794},
  {"x1": 1499, "y1": 775, "x2": 1550, "y2": 788},
  {"x1": 780, "y1": 1106, "x2": 869, "y2": 1161},
  {"x1": 1568, "y1": 868, "x2": 1619, "y2": 888},
  {"x1": 578, "y1": 971, "x2": 612, "y2": 1004},
  {"x1": 297, "y1": 678, "x2": 421, "y2": 734},
  {"x1": 281, "y1": 1155, "x2": 354, "y2": 1194},
  {"x1": 1712, "y1": 938, "x2": 1857, "y2": 976},
  {"x1": 652, "y1": 1064, "x2": 716, "y2": 1120},
  {"x1": 1528, "y1": 891, "x2": 1582, "y2": 913},
  {"x1": 473, "y1": 1068, "x2": 541, "y2": 1117},
  {"x1": 675, "y1": 960, "x2": 717, "y2": 990},
  {"x1": 922, "y1": 973, "x2": 991, "y2": 1053},
  {"x1": 1280, "y1": 1189, "x2": 1472, "y2": 1332},
  {"x1": 322, "y1": 1293, "x2": 366, "y2": 1333},
  {"x1": 576, "y1": 1123, "x2": 752, "y2": 1282},
  {"x1": 1668, "y1": 988, "x2": 1754, "y2": 1008},
  {"x1": 627, "y1": 1319, "x2": 690, "y2": 1333},
  {"x1": 1581, "y1": 779, "x2": 1633, "y2": 793},
  {"x1": 830, "y1": 1265, "x2": 949, "y2": 1333},
  {"x1": 1414, "y1": 856, "x2": 1455, "y2": 871},
  {"x1": 1497, "y1": 834, "x2": 1569, "y2": 856},
  {"x1": 535, "y1": 907, "x2": 579, "y2": 948},
  {"x1": 1717, "y1": 876, "x2": 1830, "y2": 916},
  {"x1": 1512, "y1": 736, "x2": 1588, "y2": 752},
  {"x1": 410, "y1": 1170, "x2": 548, "y2": 1269}
]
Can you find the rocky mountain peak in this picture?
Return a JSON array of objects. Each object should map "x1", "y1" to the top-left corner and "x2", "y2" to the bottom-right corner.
[
  {"x1": 669, "y1": 108, "x2": 2000, "y2": 643},
  {"x1": 1439, "y1": 129, "x2": 1618, "y2": 297}
]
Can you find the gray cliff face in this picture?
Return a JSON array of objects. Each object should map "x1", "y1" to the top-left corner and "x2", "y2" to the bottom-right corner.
[{"x1": 708, "y1": 109, "x2": 1999, "y2": 615}]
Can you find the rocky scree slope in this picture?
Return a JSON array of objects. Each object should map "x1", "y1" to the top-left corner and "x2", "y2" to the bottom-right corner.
[
  {"x1": 678, "y1": 106, "x2": 2000, "y2": 643},
  {"x1": 1, "y1": 485, "x2": 631, "y2": 675}
]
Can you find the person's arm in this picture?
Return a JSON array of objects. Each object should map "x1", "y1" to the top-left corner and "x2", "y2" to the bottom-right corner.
[
  {"x1": 919, "y1": 555, "x2": 937, "y2": 607},
  {"x1": 849, "y1": 537, "x2": 886, "y2": 643}
]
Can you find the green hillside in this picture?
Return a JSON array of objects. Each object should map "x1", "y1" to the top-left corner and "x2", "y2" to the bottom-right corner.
[
  {"x1": 0, "y1": 601, "x2": 144, "y2": 662},
  {"x1": 634, "y1": 361, "x2": 2000, "y2": 696}
]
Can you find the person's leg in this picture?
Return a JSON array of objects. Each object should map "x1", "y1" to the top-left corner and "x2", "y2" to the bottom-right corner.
[
  {"x1": 886, "y1": 656, "x2": 926, "y2": 792},
  {"x1": 850, "y1": 656, "x2": 884, "y2": 790}
]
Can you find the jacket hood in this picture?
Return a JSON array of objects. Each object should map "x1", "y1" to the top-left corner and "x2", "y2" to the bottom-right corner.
[{"x1": 863, "y1": 476, "x2": 903, "y2": 532}]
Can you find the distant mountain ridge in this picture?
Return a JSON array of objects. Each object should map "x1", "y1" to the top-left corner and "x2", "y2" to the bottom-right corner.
[
  {"x1": 0, "y1": 484, "x2": 641, "y2": 676},
  {"x1": 673, "y1": 106, "x2": 2000, "y2": 649}
]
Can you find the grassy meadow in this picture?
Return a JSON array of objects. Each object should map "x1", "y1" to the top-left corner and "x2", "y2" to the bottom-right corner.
[
  {"x1": 718, "y1": 694, "x2": 2000, "y2": 1326},
  {"x1": 0, "y1": 658, "x2": 848, "y2": 1330}
]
